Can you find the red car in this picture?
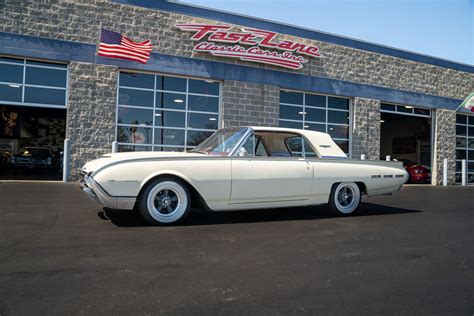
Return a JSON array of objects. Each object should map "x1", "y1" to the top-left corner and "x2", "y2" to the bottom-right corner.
[{"x1": 398, "y1": 159, "x2": 431, "y2": 184}]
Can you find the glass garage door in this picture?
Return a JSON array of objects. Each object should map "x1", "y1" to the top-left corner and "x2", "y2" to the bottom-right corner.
[
  {"x1": 455, "y1": 114, "x2": 474, "y2": 183},
  {"x1": 279, "y1": 90, "x2": 351, "y2": 154},
  {"x1": 117, "y1": 72, "x2": 220, "y2": 152}
]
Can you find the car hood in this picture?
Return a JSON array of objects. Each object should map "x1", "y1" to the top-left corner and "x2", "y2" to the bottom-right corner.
[{"x1": 81, "y1": 151, "x2": 206, "y2": 175}]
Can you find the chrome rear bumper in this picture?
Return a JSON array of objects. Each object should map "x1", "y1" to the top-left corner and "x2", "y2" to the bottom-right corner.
[{"x1": 81, "y1": 175, "x2": 136, "y2": 210}]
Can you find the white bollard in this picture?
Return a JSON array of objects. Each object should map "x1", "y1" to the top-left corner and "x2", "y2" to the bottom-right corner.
[
  {"x1": 442, "y1": 158, "x2": 448, "y2": 186},
  {"x1": 461, "y1": 159, "x2": 467, "y2": 186},
  {"x1": 386, "y1": 155, "x2": 391, "y2": 161},
  {"x1": 112, "y1": 141, "x2": 118, "y2": 153},
  {"x1": 62, "y1": 138, "x2": 71, "y2": 182},
  {"x1": 360, "y1": 154, "x2": 366, "y2": 160}
]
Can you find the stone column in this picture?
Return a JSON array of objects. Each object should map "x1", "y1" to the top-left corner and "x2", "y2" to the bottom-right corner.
[
  {"x1": 351, "y1": 97, "x2": 381, "y2": 160},
  {"x1": 221, "y1": 81, "x2": 279, "y2": 127},
  {"x1": 66, "y1": 62, "x2": 118, "y2": 180},
  {"x1": 432, "y1": 109, "x2": 456, "y2": 185}
]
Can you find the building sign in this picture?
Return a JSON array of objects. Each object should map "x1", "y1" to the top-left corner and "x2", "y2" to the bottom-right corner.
[{"x1": 176, "y1": 24, "x2": 321, "y2": 70}]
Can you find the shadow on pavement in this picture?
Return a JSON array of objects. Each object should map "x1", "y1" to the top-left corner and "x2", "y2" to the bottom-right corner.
[{"x1": 101, "y1": 203, "x2": 421, "y2": 227}]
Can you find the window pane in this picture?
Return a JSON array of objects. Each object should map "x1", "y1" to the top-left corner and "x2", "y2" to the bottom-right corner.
[
  {"x1": 154, "y1": 110, "x2": 185, "y2": 127},
  {"x1": 468, "y1": 116, "x2": 474, "y2": 125},
  {"x1": 397, "y1": 105, "x2": 412, "y2": 113},
  {"x1": 117, "y1": 107, "x2": 153, "y2": 126},
  {"x1": 162, "y1": 76, "x2": 186, "y2": 92},
  {"x1": 187, "y1": 130, "x2": 214, "y2": 147},
  {"x1": 119, "y1": 72, "x2": 154, "y2": 89},
  {"x1": 456, "y1": 149, "x2": 466, "y2": 160},
  {"x1": 279, "y1": 120, "x2": 301, "y2": 129},
  {"x1": 0, "y1": 64, "x2": 23, "y2": 83},
  {"x1": 188, "y1": 112, "x2": 218, "y2": 129},
  {"x1": 155, "y1": 146, "x2": 185, "y2": 152},
  {"x1": 280, "y1": 104, "x2": 303, "y2": 121},
  {"x1": 117, "y1": 126, "x2": 153, "y2": 144},
  {"x1": 305, "y1": 94, "x2": 326, "y2": 108},
  {"x1": 119, "y1": 88, "x2": 153, "y2": 107},
  {"x1": 469, "y1": 162, "x2": 474, "y2": 172},
  {"x1": 159, "y1": 92, "x2": 186, "y2": 110},
  {"x1": 305, "y1": 107, "x2": 325, "y2": 122},
  {"x1": 280, "y1": 91, "x2": 303, "y2": 105},
  {"x1": 305, "y1": 122, "x2": 325, "y2": 132},
  {"x1": 469, "y1": 127, "x2": 474, "y2": 137},
  {"x1": 24, "y1": 87, "x2": 65, "y2": 105},
  {"x1": 456, "y1": 161, "x2": 462, "y2": 172},
  {"x1": 334, "y1": 140, "x2": 349, "y2": 153},
  {"x1": 456, "y1": 125, "x2": 467, "y2": 136},
  {"x1": 469, "y1": 150, "x2": 474, "y2": 161},
  {"x1": 188, "y1": 95, "x2": 219, "y2": 112},
  {"x1": 456, "y1": 114, "x2": 467, "y2": 124},
  {"x1": 0, "y1": 57, "x2": 23, "y2": 64},
  {"x1": 468, "y1": 138, "x2": 474, "y2": 149},
  {"x1": 26, "y1": 60, "x2": 67, "y2": 68},
  {"x1": 153, "y1": 128, "x2": 185, "y2": 146},
  {"x1": 414, "y1": 108, "x2": 430, "y2": 116},
  {"x1": 456, "y1": 137, "x2": 466, "y2": 148},
  {"x1": 189, "y1": 79, "x2": 219, "y2": 96},
  {"x1": 328, "y1": 97, "x2": 349, "y2": 110},
  {"x1": 25, "y1": 67, "x2": 66, "y2": 87},
  {"x1": 381, "y1": 103, "x2": 395, "y2": 111},
  {"x1": 328, "y1": 125, "x2": 349, "y2": 139},
  {"x1": 118, "y1": 144, "x2": 152, "y2": 152},
  {"x1": 286, "y1": 136, "x2": 303, "y2": 157},
  {"x1": 328, "y1": 110, "x2": 349, "y2": 124},
  {"x1": 0, "y1": 84, "x2": 22, "y2": 102}
]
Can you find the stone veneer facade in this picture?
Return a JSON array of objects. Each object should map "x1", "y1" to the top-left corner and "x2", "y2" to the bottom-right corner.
[{"x1": 0, "y1": 0, "x2": 473, "y2": 182}]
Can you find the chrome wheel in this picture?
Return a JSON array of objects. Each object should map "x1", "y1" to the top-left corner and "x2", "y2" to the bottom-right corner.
[
  {"x1": 143, "y1": 180, "x2": 189, "y2": 224},
  {"x1": 330, "y1": 182, "x2": 361, "y2": 215}
]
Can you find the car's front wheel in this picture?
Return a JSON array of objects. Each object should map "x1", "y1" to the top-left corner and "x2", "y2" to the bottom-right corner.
[
  {"x1": 328, "y1": 182, "x2": 361, "y2": 216},
  {"x1": 138, "y1": 178, "x2": 190, "y2": 225}
]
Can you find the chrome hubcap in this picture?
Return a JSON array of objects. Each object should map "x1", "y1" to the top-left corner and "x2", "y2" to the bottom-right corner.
[
  {"x1": 154, "y1": 189, "x2": 179, "y2": 215},
  {"x1": 337, "y1": 187, "x2": 354, "y2": 207}
]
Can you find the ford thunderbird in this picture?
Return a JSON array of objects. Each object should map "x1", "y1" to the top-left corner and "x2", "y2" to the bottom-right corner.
[{"x1": 81, "y1": 127, "x2": 408, "y2": 225}]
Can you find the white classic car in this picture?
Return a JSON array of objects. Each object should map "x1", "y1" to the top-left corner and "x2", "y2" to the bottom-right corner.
[{"x1": 81, "y1": 127, "x2": 408, "y2": 225}]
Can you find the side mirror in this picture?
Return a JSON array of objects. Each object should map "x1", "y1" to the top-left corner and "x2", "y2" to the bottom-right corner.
[{"x1": 238, "y1": 147, "x2": 248, "y2": 157}]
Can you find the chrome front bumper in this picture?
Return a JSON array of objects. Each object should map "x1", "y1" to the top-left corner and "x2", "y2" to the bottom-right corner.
[{"x1": 81, "y1": 174, "x2": 136, "y2": 210}]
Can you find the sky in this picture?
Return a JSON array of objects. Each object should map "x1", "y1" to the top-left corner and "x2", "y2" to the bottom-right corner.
[{"x1": 182, "y1": 0, "x2": 474, "y2": 65}]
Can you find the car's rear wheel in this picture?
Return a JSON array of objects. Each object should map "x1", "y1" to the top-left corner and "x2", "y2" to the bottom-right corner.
[
  {"x1": 138, "y1": 178, "x2": 190, "y2": 225},
  {"x1": 329, "y1": 182, "x2": 361, "y2": 216}
]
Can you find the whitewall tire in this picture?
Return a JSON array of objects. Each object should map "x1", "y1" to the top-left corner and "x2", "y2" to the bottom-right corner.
[
  {"x1": 329, "y1": 182, "x2": 361, "y2": 216},
  {"x1": 138, "y1": 178, "x2": 190, "y2": 225}
]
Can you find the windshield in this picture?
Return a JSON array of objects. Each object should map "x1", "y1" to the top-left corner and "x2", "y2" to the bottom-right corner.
[{"x1": 191, "y1": 127, "x2": 249, "y2": 156}]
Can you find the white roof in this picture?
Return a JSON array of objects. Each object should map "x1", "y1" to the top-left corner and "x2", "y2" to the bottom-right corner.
[{"x1": 251, "y1": 126, "x2": 347, "y2": 158}]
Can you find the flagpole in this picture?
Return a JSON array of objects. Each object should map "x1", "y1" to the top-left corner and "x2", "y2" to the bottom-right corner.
[{"x1": 95, "y1": 24, "x2": 102, "y2": 64}]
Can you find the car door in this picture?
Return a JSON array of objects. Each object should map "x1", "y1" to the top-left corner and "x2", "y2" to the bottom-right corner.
[{"x1": 230, "y1": 132, "x2": 313, "y2": 204}]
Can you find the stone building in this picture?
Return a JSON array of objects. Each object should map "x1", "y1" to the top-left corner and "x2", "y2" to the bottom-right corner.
[{"x1": 0, "y1": 0, "x2": 472, "y2": 184}]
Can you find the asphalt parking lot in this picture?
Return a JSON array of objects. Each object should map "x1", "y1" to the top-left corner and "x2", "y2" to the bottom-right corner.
[{"x1": 0, "y1": 182, "x2": 473, "y2": 315}]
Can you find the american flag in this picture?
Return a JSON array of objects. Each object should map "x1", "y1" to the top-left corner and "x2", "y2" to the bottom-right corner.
[{"x1": 97, "y1": 29, "x2": 152, "y2": 64}]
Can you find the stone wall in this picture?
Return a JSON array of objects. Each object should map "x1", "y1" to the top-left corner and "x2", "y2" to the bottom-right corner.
[
  {"x1": 432, "y1": 109, "x2": 456, "y2": 185},
  {"x1": 222, "y1": 81, "x2": 279, "y2": 127},
  {"x1": 66, "y1": 62, "x2": 117, "y2": 180},
  {"x1": 1, "y1": 0, "x2": 473, "y2": 100},
  {"x1": 351, "y1": 98, "x2": 381, "y2": 160}
]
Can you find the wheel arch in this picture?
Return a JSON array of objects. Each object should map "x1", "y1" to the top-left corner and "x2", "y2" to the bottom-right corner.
[{"x1": 137, "y1": 172, "x2": 211, "y2": 211}]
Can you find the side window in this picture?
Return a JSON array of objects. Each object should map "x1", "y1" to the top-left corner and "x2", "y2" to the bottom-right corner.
[
  {"x1": 255, "y1": 136, "x2": 268, "y2": 157},
  {"x1": 233, "y1": 133, "x2": 254, "y2": 157},
  {"x1": 286, "y1": 137, "x2": 303, "y2": 157},
  {"x1": 285, "y1": 136, "x2": 317, "y2": 158}
]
